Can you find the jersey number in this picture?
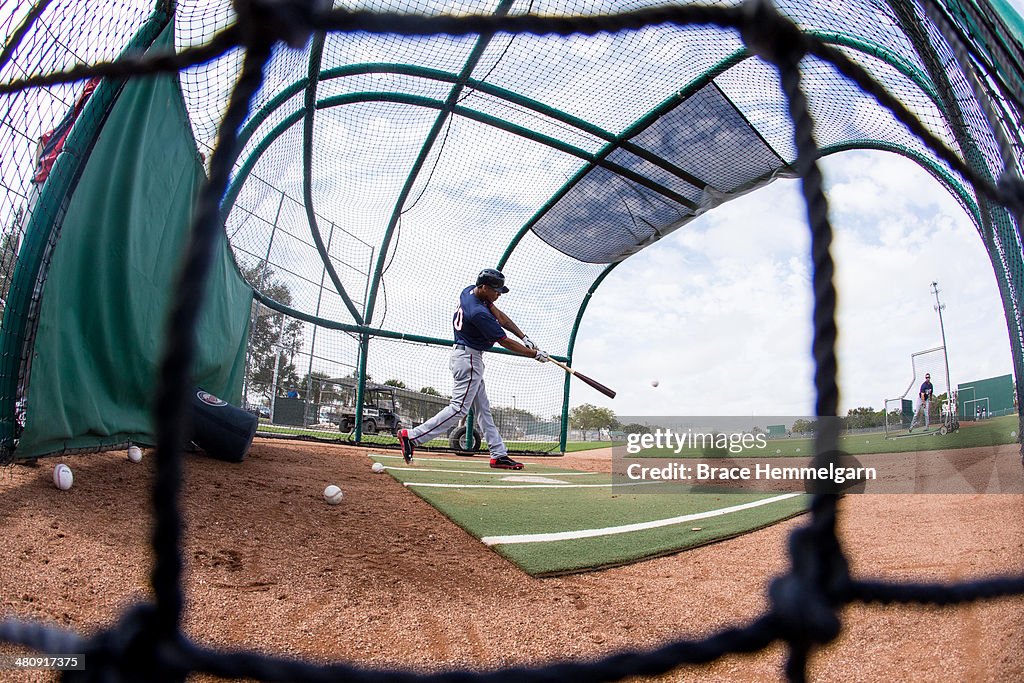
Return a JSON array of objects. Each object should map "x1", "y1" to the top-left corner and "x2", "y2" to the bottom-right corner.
[{"x1": 453, "y1": 306, "x2": 464, "y2": 331}]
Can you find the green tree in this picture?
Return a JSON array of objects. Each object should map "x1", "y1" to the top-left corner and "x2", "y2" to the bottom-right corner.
[
  {"x1": 845, "y1": 406, "x2": 885, "y2": 429},
  {"x1": 419, "y1": 386, "x2": 443, "y2": 396},
  {"x1": 341, "y1": 368, "x2": 373, "y2": 383},
  {"x1": 887, "y1": 406, "x2": 907, "y2": 427},
  {"x1": 384, "y1": 379, "x2": 407, "y2": 389},
  {"x1": 242, "y1": 263, "x2": 304, "y2": 398},
  {"x1": 569, "y1": 403, "x2": 616, "y2": 440},
  {"x1": 299, "y1": 371, "x2": 336, "y2": 405},
  {"x1": 791, "y1": 418, "x2": 816, "y2": 434},
  {"x1": 491, "y1": 406, "x2": 539, "y2": 437},
  {"x1": 622, "y1": 423, "x2": 651, "y2": 435}
]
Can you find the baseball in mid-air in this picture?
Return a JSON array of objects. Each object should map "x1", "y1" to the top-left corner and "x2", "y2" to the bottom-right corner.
[
  {"x1": 127, "y1": 445, "x2": 143, "y2": 463},
  {"x1": 323, "y1": 484, "x2": 344, "y2": 505},
  {"x1": 371, "y1": 462, "x2": 386, "y2": 473},
  {"x1": 650, "y1": 379, "x2": 659, "y2": 387},
  {"x1": 53, "y1": 463, "x2": 74, "y2": 491}
]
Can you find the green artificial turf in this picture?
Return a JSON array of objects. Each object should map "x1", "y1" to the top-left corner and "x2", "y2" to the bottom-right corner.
[{"x1": 372, "y1": 454, "x2": 809, "y2": 575}]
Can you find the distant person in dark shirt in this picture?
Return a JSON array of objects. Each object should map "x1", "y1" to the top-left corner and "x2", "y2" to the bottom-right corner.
[{"x1": 909, "y1": 373, "x2": 933, "y2": 432}]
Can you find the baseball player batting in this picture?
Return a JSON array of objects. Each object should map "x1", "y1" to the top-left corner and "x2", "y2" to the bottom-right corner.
[{"x1": 397, "y1": 268, "x2": 549, "y2": 470}]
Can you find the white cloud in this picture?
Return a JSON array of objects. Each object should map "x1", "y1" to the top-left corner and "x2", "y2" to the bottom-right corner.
[{"x1": 824, "y1": 152, "x2": 951, "y2": 219}]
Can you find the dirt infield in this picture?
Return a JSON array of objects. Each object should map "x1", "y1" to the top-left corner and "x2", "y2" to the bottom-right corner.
[{"x1": 1, "y1": 439, "x2": 1022, "y2": 681}]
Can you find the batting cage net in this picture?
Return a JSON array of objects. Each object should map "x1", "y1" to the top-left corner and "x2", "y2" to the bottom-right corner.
[
  {"x1": 2, "y1": 0, "x2": 1024, "y2": 680},
  {"x1": 6, "y1": 0, "x2": 1024, "y2": 460}
]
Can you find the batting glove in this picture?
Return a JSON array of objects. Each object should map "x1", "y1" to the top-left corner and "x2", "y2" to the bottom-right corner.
[
  {"x1": 534, "y1": 349, "x2": 550, "y2": 363},
  {"x1": 522, "y1": 336, "x2": 537, "y2": 351}
]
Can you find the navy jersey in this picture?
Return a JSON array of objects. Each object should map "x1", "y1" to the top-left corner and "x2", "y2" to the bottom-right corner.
[
  {"x1": 920, "y1": 380, "x2": 933, "y2": 399},
  {"x1": 453, "y1": 285, "x2": 506, "y2": 351}
]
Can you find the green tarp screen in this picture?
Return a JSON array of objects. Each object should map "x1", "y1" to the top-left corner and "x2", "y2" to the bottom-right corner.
[{"x1": 17, "y1": 22, "x2": 252, "y2": 458}]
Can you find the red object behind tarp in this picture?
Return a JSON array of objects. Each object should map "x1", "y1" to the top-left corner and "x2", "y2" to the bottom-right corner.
[{"x1": 32, "y1": 77, "x2": 101, "y2": 184}]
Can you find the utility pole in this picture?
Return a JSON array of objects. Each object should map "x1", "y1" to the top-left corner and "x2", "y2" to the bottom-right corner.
[{"x1": 931, "y1": 281, "x2": 953, "y2": 412}]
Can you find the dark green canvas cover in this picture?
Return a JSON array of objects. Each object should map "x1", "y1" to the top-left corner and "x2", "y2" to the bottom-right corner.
[{"x1": 17, "y1": 22, "x2": 252, "y2": 458}]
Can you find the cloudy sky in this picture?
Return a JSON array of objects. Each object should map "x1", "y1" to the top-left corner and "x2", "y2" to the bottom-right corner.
[
  {"x1": 549, "y1": 0, "x2": 1024, "y2": 420},
  {"x1": 570, "y1": 137, "x2": 1016, "y2": 418}
]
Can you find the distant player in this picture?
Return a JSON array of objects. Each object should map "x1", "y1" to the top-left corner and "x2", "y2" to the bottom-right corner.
[
  {"x1": 397, "y1": 269, "x2": 548, "y2": 469},
  {"x1": 909, "y1": 373, "x2": 934, "y2": 432}
]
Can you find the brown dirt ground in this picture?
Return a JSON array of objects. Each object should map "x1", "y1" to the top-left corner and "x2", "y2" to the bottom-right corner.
[{"x1": 1, "y1": 439, "x2": 1022, "y2": 682}]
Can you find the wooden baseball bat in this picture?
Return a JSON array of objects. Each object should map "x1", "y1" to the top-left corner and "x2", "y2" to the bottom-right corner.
[{"x1": 548, "y1": 357, "x2": 616, "y2": 399}]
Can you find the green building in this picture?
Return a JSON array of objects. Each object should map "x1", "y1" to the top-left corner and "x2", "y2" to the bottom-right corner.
[{"x1": 957, "y1": 374, "x2": 1015, "y2": 419}]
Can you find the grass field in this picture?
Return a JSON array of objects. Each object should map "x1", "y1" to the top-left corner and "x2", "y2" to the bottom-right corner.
[
  {"x1": 353, "y1": 419, "x2": 1018, "y2": 575},
  {"x1": 629, "y1": 415, "x2": 1019, "y2": 459},
  {"x1": 258, "y1": 416, "x2": 1018, "y2": 458},
  {"x1": 370, "y1": 453, "x2": 808, "y2": 575}
]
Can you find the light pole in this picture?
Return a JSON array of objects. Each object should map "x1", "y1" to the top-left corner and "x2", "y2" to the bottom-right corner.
[{"x1": 931, "y1": 281, "x2": 953, "y2": 415}]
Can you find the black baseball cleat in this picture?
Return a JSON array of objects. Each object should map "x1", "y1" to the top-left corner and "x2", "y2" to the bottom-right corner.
[
  {"x1": 490, "y1": 455, "x2": 524, "y2": 470},
  {"x1": 397, "y1": 429, "x2": 414, "y2": 464}
]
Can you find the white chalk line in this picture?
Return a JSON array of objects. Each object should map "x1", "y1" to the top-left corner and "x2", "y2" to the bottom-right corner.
[{"x1": 480, "y1": 493, "x2": 803, "y2": 546}]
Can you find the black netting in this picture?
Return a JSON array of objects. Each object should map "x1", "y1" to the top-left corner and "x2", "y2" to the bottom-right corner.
[{"x1": 2, "y1": 2, "x2": 1024, "y2": 682}]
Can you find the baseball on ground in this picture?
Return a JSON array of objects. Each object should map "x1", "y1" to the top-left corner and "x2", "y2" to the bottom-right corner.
[
  {"x1": 127, "y1": 445, "x2": 143, "y2": 463},
  {"x1": 323, "y1": 484, "x2": 344, "y2": 505},
  {"x1": 53, "y1": 463, "x2": 74, "y2": 491},
  {"x1": 371, "y1": 462, "x2": 385, "y2": 473}
]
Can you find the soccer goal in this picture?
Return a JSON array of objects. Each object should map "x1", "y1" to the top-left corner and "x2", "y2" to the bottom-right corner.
[
  {"x1": 964, "y1": 396, "x2": 991, "y2": 420},
  {"x1": 884, "y1": 347, "x2": 956, "y2": 438}
]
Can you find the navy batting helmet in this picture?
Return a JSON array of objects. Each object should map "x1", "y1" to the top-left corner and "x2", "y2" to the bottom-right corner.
[{"x1": 476, "y1": 268, "x2": 509, "y2": 293}]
